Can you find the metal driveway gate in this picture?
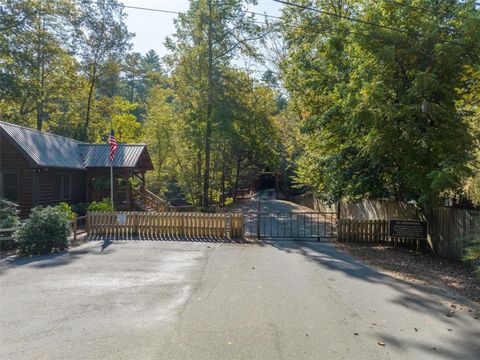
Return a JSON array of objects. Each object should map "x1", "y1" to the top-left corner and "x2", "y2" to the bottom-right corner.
[{"x1": 244, "y1": 211, "x2": 337, "y2": 240}]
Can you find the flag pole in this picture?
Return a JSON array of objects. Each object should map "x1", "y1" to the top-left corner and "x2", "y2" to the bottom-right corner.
[
  {"x1": 109, "y1": 128, "x2": 117, "y2": 211},
  {"x1": 110, "y1": 160, "x2": 114, "y2": 210}
]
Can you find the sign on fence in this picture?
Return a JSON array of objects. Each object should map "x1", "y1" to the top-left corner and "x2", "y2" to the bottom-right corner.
[
  {"x1": 388, "y1": 220, "x2": 427, "y2": 239},
  {"x1": 117, "y1": 214, "x2": 127, "y2": 225}
]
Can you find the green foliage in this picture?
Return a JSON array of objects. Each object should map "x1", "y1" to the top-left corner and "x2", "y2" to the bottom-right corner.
[
  {"x1": 281, "y1": 0, "x2": 480, "y2": 205},
  {"x1": 0, "y1": 198, "x2": 20, "y2": 229},
  {"x1": 463, "y1": 236, "x2": 480, "y2": 277},
  {"x1": 15, "y1": 206, "x2": 71, "y2": 256},
  {"x1": 56, "y1": 202, "x2": 74, "y2": 221},
  {"x1": 456, "y1": 65, "x2": 480, "y2": 205},
  {"x1": 92, "y1": 177, "x2": 110, "y2": 191},
  {"x1": 87, "y1": 198, "x2": 113, "y2": 212},
  {"x1": 71, "y1": 203, "x2": 89, "y2": 216},
  {"x1": 90, "y1": 97, "x2": 141, "y2": 143}
]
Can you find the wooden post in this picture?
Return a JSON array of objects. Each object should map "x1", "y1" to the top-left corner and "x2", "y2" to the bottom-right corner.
[
  {"x1": 257, "y1": 211, "x2": 261, "y2": 240},
  {"x1": 73, "y1": 213, "x2": 77, "y2": 242},
  {"x1": 86, "y1": 212, "x2": 90, "y2": 237},
  {"x1": 125, "y1": 171, "x2": 131, "y2": 210}
]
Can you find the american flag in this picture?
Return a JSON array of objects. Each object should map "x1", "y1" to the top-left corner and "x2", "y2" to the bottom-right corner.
[{"x1": 109, "y1": 130, "x2": 118, "y2": 161}]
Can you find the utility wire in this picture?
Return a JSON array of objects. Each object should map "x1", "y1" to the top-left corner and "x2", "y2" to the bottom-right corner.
[
  {"x1": 274, "y1": 0, "x2": 475, "y2": 48},
  {"x1": 382, "y1": 0, "x2": 480, "y2": 23}
]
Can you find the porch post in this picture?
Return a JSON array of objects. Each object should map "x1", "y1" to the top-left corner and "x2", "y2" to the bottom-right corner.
[
  {"x1": 85, "y1": 172, "x2": 90, "y2": 203},
  {"x1": 140, "y1": 171, "x2": 145, "y2": 193},
  {"x1": 125, "y1": 170, "x2": 131, "y2": 210},
  {"x1": 110, "y1": 163, "x2": 114, "y2": 210}
]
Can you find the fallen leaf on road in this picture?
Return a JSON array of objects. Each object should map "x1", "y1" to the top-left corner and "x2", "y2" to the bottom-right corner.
[
  {"x1": 414, "y1": 328, "x2": 418, "y2": 332},
  {"x1": 378, "y1": 342, "x2": 385, "y2": 346}
]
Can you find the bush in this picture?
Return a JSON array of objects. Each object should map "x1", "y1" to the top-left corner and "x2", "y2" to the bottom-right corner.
[
  {"x1": 71, "y1": 202, "x2": 89, "y2": 216},
  {"x1": 0, "y1": 198, "x2": 20, "y2": 229},
  {"x1": 15, "y1": 206, "x2": 71, "y2": 256},
  {"x1": 87, "y1": 198, "x2": 113, "y2": 212},
  {"x1": 56, "y1": 202, "x2": 74, "y2": 221},
  {"x1": 0, "y1": 199, "x2": 20, "y2": 251},
  {"x1": 464, "y1": 235, "x2": 480, "y2": 277}
]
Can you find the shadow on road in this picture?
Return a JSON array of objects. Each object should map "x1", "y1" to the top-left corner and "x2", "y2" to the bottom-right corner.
[{"x1": 263, "y1": 239, "x2": 480, "y2": 360}]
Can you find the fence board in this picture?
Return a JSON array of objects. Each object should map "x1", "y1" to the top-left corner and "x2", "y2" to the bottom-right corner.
[{"x1": 87, "y1": 211, "x2": 244, "y2": 240}]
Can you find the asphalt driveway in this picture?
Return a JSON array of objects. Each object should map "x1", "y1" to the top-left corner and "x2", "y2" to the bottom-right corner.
[{"x1": 1, "y1": 237, "x2": 479, "y2": 360}]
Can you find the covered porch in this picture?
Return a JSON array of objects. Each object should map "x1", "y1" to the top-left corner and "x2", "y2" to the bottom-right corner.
[{"x1": 81, "y1": 143, "x2": 155, "y2": 211}]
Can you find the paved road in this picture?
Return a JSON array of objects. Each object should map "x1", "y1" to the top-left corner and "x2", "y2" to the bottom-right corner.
[
  {"x1": 1, "y1": 200, "x2": 479, "y2": 359},
  {"x1": 234, "y1": 194, "x2": 337, "y2": 239}
]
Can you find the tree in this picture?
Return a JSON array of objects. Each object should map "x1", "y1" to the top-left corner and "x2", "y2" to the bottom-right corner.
[
  {"x1": 457, "y1": 65, "x2": 480, "y2": 205},
  {"x1": 281, "y1": 0, "x2": 480, "y2": 205},
  {"x1": 75, "y1": 0, "x2": 131, "y2": 140},
  {"x1": 0, "y1": 0, "x2": 81, "y2": 131},
  {"x1": 166, "y1": 0, "x2": 268, "y2": 206}
]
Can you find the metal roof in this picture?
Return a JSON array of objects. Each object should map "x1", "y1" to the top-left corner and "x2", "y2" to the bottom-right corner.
[
  {"x1": 0, "y1": 121, "x2": 86, "y2": 169},
  {"x1": 0, "y1": 121, "x2": 153, "y2": 170},
  {"x1": 79, "y1": 144, "x2": 151, "y2": 168}
]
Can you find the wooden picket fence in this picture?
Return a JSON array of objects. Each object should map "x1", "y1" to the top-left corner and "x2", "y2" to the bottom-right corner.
[
  {"x1": 87, "y1": 211, "x2": 244, "y2": 239},
  {"x1": 337, "y1": 219, "x2": 424, "y2": 250}
]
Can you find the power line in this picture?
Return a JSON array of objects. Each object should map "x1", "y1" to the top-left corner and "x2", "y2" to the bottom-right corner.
[
  {"x1": 274, "y1": 0, "x2": 475, "y2": 48},
  {"x1": 104, "y1": 1, "x2": 283, "y2": 21},
  {"x1": 382, "y1": 0, "x2": 480, "y2": 23},
  {"x1": 274, "y1": 0, "x2": 412, "y2": 34},
  {"x1": 119, "y1": 4, "x2": 179, "y2": 15}
]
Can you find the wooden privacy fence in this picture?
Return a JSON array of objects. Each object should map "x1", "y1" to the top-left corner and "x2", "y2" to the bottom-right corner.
[
  {"x1": 87, "y1": 211, "x2": 244, "y2": 239},
  {"x1": 337, "y1": 219, "x2": 424, "y2": 250},
  {"x1": 428, "y1": 208, "x2": 480, "y2": 260}
]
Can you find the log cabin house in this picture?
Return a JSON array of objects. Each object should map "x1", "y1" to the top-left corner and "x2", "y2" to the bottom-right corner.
[{"x1": 0, "y1": 121, "x2": 156, "y2": 217}]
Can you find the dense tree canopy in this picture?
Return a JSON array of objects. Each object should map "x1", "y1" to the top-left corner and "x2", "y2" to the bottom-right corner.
[
  {"x1": 280, "y1": 0, "x2": 480, "y2": 205},
  {"x1": 1, "y1": 0, "x2": 479, "y2": 208}
]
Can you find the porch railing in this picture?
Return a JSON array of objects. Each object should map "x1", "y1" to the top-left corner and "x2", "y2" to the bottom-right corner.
[{"x1": 131, "y1": 188, "x2": 171, "y2": 212}]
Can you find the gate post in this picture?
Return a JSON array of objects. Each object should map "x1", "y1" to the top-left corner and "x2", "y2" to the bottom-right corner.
[{"x1": 257, "y1": 211, "x2": 261, "y2": 240}]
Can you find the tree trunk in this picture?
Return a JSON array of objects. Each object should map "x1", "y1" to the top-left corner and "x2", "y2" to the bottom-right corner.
[
  {"x1": 233, "y1": 154, "x2": 241, "y2": 203},
  {"x1": 202, "y1": 0, "x2": 213, "y2": 207},
  {"x1": 83, "y1": 64, "x2": 97, "y2": 141},
  {"x1": 220, "y1": 152, "x2": 226, "y2": 207},
  {"x1": 36, "y1": 12, "x2": 45, "y2": 131},
  {"x1": 197, "y1": 150, "x2": 203, "y2": 205}
]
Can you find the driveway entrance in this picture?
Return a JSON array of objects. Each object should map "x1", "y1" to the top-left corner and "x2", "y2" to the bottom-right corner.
[
  {"x1": 235, "y1": 193, "x2": 337, "y2": 241},
  {"x1": 244, "y1": 210, "x2": 336, "y2": 240}
]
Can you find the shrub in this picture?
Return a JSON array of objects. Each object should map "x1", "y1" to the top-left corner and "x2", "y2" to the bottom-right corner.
[
  {"x1": 87, "y1": 198, "x2": 113, "y2": 212},
  {"x1": 464, "y1": 235, "x2": 480, "y2": 277},
  {"x1": 0, "y1": 198, "x2": 20, "y2": 229},
  {"x1": 71, "y1": 202, "x2": 89, "y2": 216},
  {"x1": 0, "y1": 199, "x2": 20, "y2": 251},
  {"x1": 15, "y1": 206, "x2": 71, "y2": 255},
  {"x1": 56, "y1": 202, "x2": 75, "y2": 221}
]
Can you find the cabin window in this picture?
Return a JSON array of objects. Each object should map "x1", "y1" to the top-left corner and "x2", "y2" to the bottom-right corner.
[
  {"x1": 54, "y1": 174, "x2": 71, "y2": 200},
  {"x1": 2, "y1": 173, "x2": 19, "y2": 202}
]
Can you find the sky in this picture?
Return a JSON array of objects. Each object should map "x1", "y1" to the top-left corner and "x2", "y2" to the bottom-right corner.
[{"x1": 122, "y1": 0, "x2": 283, "y2": 57}]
